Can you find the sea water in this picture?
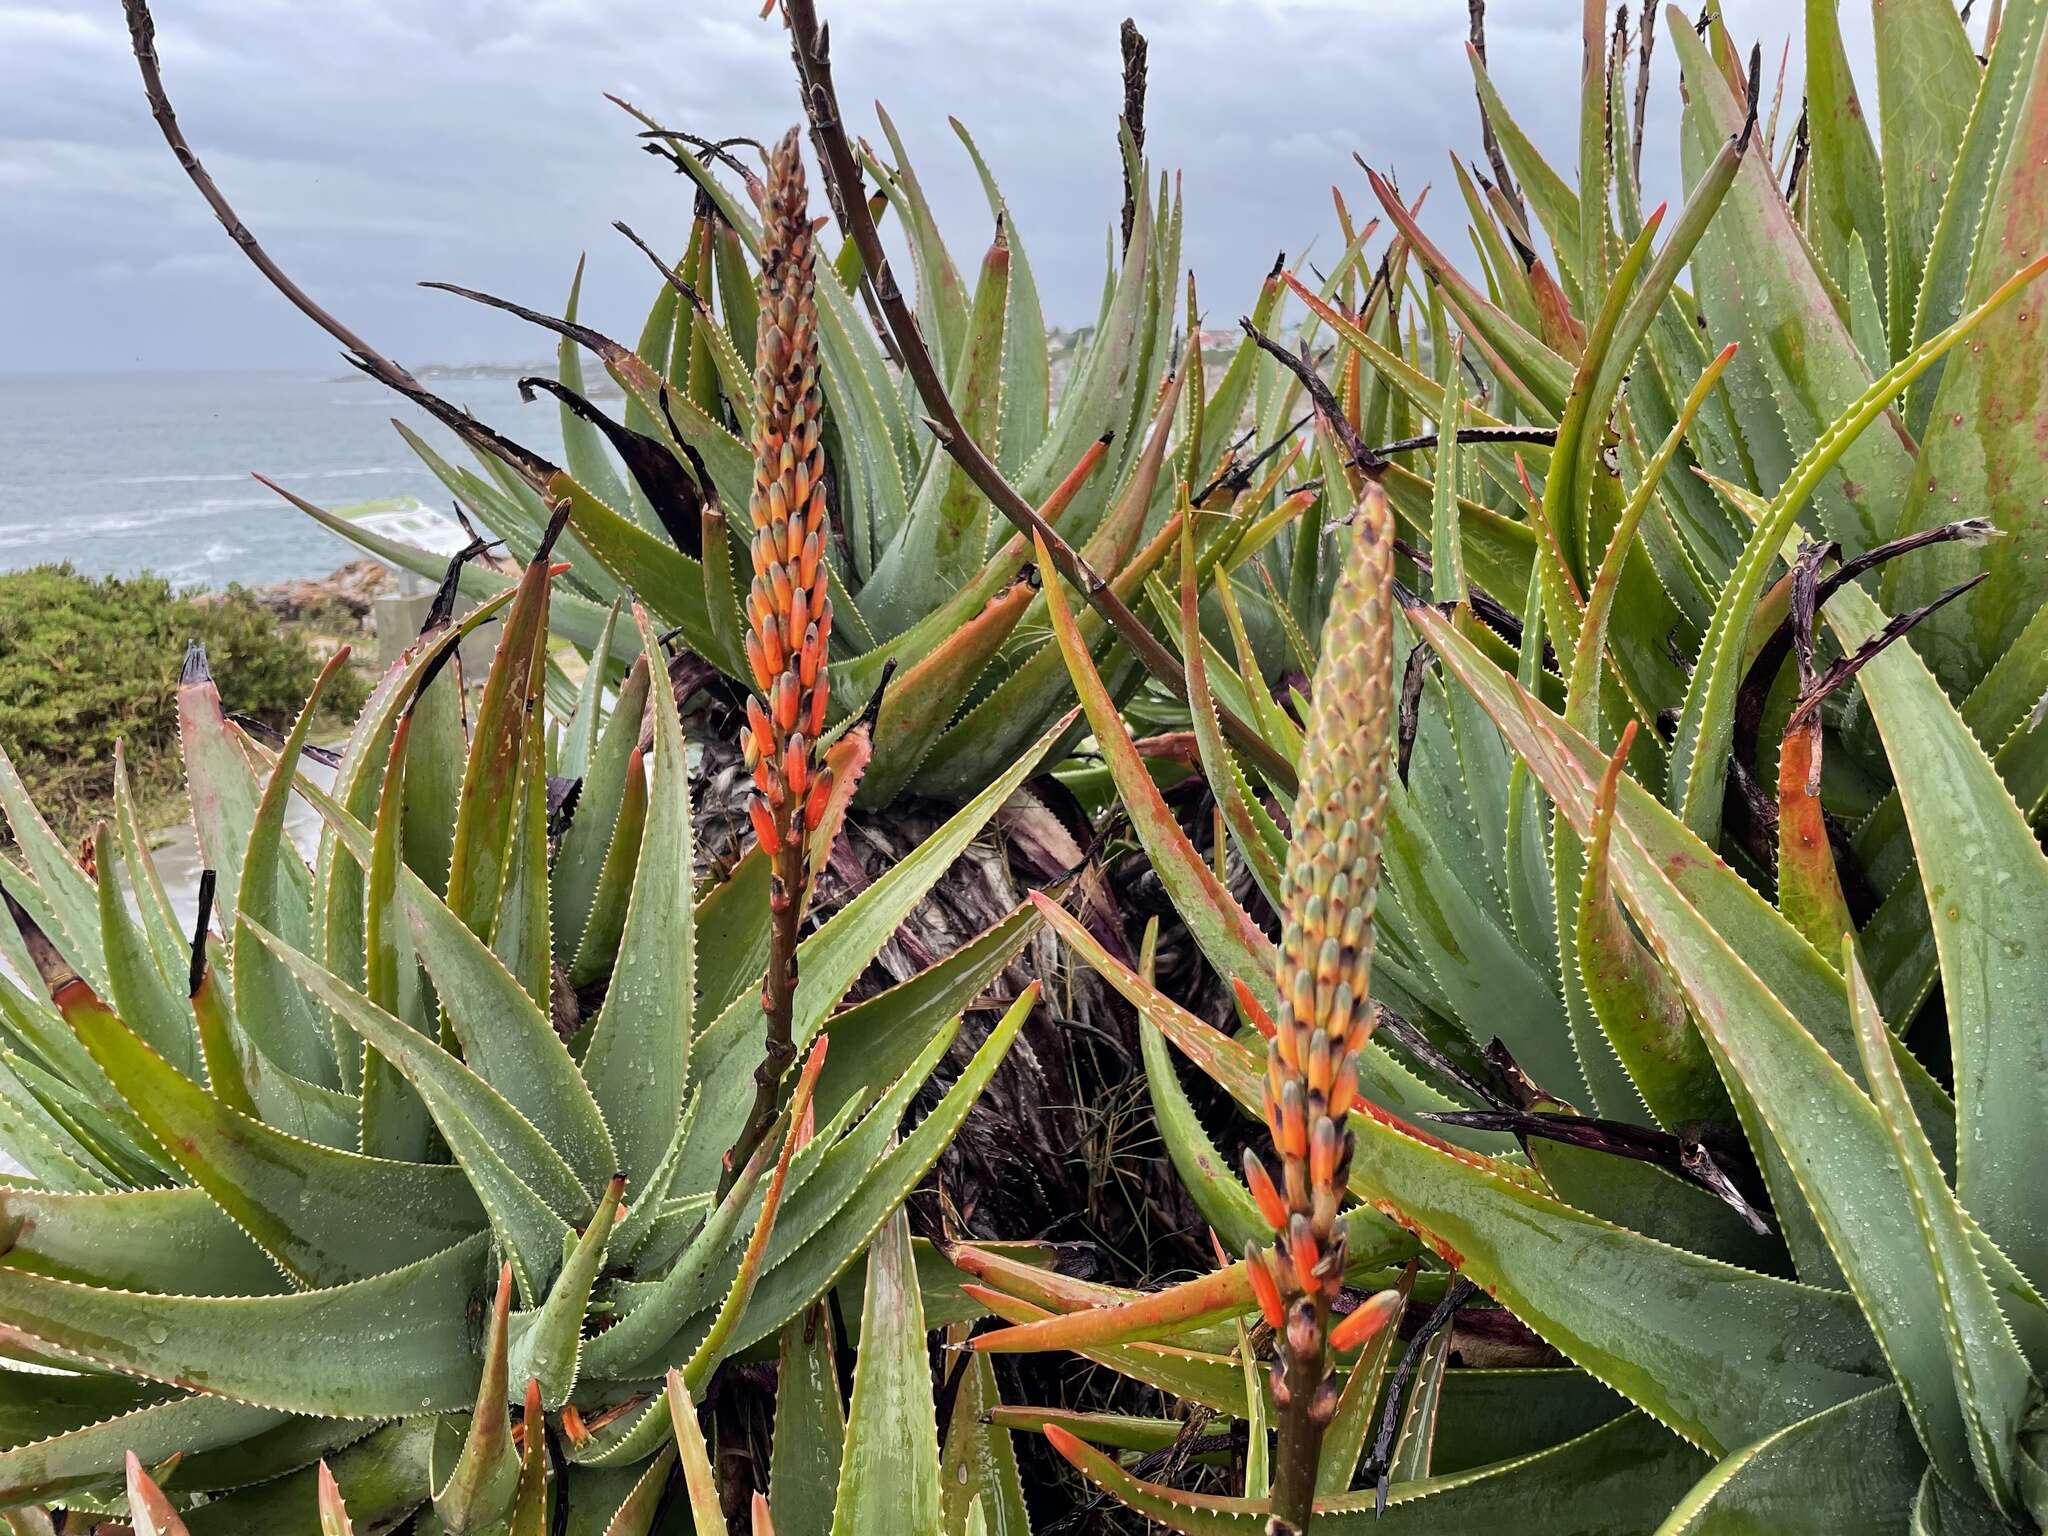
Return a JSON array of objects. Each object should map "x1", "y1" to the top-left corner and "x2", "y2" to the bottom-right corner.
[{"x1": 0, "y1": 368, "x2": 565, "y2": 587}]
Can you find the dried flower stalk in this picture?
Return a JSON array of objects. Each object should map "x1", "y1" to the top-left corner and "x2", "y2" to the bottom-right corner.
[{"x1": 1246, "y1": 482, "x2": 1397, "y2": 1532}]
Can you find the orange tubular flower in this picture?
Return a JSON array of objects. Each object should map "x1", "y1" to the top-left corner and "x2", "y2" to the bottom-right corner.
[{"x1": 1247, "y1": 481, "x2": 1396, "y2": 1532}]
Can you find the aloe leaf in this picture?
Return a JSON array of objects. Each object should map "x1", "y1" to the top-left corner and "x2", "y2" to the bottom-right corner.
[
  {"x1": 444, "y1": 539, "x2": 555, "y2": 944},
  {"x1": 69, "y1": 1004, "x2": 484, "y2": 1287},
  {"x1": 175, "y1": 648, "x2": 287, "y2": 973},
  {"x1": 1365, "y1": 167, "x2": 1573, "y2": 419},
  {"x1": 263, "y1": 479, "x2": 621, "y2": 658},
  {"x1": 246, "y1": 915, "x2": 589, "y2": 1229},
  {"x1": 675, "y1": 1042, "x2": 828, "y2": 1393},
  {"x1": 949, "y1": 120, "x2": 1050, "y2": 477},
  {"x1": 1817, "y1": 573, "x2": 2048, "y2": 1329},
  {"x1": 0, "y1": 767, "x2": 108, "y2": 1012},
  {"x1": 939, "y1": 1338, "x2": 1029, "y2": 1536},
  {"x1": 1885, "y1": 4, "x2": 2048, "y2": 691},
  {"x1": 909, "y1": 501, "x2": 1177, "y2": 801},
  {"x1": 1413, "y1": 603, "x2": 1956, "y2": 1146},
  {"x1": 500, "y1": 1379, "x2": 551, "y2": 1536},
  {"x1": 91, "y1": 826, "x2": 198, "y2": 1082},
  {"x1": 858, "y1": 579, "x2": 1035, "y2": 806},
  {"x1": 402, "y1": 874, "x2": 615, "y2": 1199},
  {"x1": 1575, "y1": 729, "x2": 1727, "y2": 1129},
  {"x1": 690, "y1": 846, "x2": 770, "y2": 1028},
  {"x1": 1875, "y1": 0, "x2": 1980, "y2": 361},
  {"x1": 180, "y1": 1419, "x2": 434, "y2": 1536},
  {"x1": 829, "y1": 1205, "x2": 943, "y2": 1536},
  {"x1": 0, "y1": 1232, "x2": 489, "y2": 1417},
  {"x1": 558, "y1": 258, "x2": 633, "y2": 513},
  {"x1": 552, "y1": 475, "x2": 729, "y2": 676},
  {"x1": 488, "y1": 695, "x2": 553, "y2": 1010},
  {"x1": 1538, "y1": 717, "x2": 1989, "y2": 1484},
  {"x1": 861, "y1": 223, "x2": 1009, "y2": 637},
  {"x1": 1668, "y1": 14, "x2": 1912, "y2": 556},
  {"x1": 566, "y1": 743, "x2": 646, "y2": 991},
  {"x1": 1669, "y1": 243, "x2": 2047, "y2": 846},
  {"x1": 311, "y1": 1461, "x2": 355, "y2": 1536},
  {"x1": 665, "y1": 1373, "x2": 726, "y2": 1536},
  {"x1": 109, "y1": 742, "x2": 190, "y2": 985},
  {"x1": 579, "y1": 1137, "x2": 782, "y2": 1391},
  {"x1": 1388, "y1": 1326, "x2": 1453, "y2": 1485},
  {"x1": 1562, "y1": 338, "x2": 1738, "y2": 736},
  {"x1": 234, "y1": 649, "x2": 353, "y2": 1090},
  {"x1": 718, "y1": 988, "x2": 1035, "y2": 1360},
  {"x1": 1653, "y1": 1387, "x2": 1926, "y2": 1534},
  {"x1": 578, "y1": 607, "x2": 695, "y2": 1195},
  {"x1": 1316, "y1": 1282, "x2": 1403, "y2": 1497},
  {"x1": 1179, "y1": 533, "x2": 1286, "y2": 907},
  {"x1": 1041, "y1": 544, "x2": 1275, "y2": 1008},
  {"x1": 0, "y1": 1392, "x2": 276, "y2": 1507},
  {"x1": 360, "y1": 711, "x2": 431, "y2": 1160},
  {"x1": 1141, "y1": 1018, "x2": 1267, "y2": 1255},
  {"x1": 810, "y1": 901, "x2": 1037, "y2": 1124},
  {"x1": 1045, "y1": 1410, "x2": 1708, "y2": 1534},
  {"x1": 1355, "y1": 1085, "x2": 1887, "y2": 1455},
  {"x1": 0, "y1": 1186, "x2": 282, "y2": 1295},
  {"x1": 1848, "y1": 945, "x2": 2031, "y2": 1513},
  {"x1": 433, "y1": 1262, "x2": 518, "y2": 1535},
  {"x1": 770, "y1": 1306, "x2": 845, "y2": 1536},
  {"x1": 1803, "y1": 0, "x2": 1887, "y2": 305},
  {"x1": 512, "y1": 1174, "x2": 625, "y2": 1410},
  {"x1": 124, "y1": 1451, "x2": 192, "y2": 1536}
]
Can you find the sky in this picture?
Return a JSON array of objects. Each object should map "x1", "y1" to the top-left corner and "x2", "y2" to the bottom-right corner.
[{"x1": 2, "y1": 1, "x2": 1897, "y2": 374}]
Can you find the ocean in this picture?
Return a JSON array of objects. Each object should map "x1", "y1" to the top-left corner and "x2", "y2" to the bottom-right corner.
[{"x1": 0, "y1": 368, "x2": 565, "y2": 589}]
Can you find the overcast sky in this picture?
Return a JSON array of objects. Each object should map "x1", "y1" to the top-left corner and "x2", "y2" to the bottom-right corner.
[{"x1": 3, "y1": 1, "x2": 1902, "y2": 374}]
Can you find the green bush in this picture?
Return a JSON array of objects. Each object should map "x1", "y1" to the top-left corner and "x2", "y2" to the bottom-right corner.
[{"x1": 0, "y1": 564, "x2": 368, "y2": 845}]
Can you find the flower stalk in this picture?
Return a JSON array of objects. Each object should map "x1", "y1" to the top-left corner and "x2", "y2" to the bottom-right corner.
[
  {"x1": 723, "y1": 126, "x2": 835, "y2": 1194},
  {"x1": 1246, "y1": 482, "x2": 1397, "y2": 1533}
]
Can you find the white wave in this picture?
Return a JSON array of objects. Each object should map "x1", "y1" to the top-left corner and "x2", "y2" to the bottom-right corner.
[
  {"x1": 0, "y1": 495, "x2": 284, "y2": 546},
  {"x1": 101, "y1": 466, "x2": 412, "y2": 487}
]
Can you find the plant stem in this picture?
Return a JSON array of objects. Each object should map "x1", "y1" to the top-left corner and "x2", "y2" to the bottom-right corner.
[{"x1": 722, "y1": 835, "x2": 804, "y2": 1196}]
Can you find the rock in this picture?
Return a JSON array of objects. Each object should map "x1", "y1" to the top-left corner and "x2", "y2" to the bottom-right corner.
[{"x1": 201, "y1": 560, "x2": 396, "y2": 627}]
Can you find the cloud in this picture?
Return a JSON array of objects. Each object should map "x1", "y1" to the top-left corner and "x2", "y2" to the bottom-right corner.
[{"x1": 0, "y1": 0, "x2": 1897, "y2": 372}]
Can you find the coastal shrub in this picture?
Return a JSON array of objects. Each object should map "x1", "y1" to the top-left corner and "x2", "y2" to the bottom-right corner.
[{"x1": 0, "y1": 563, "x2": 366, "y2": 842}]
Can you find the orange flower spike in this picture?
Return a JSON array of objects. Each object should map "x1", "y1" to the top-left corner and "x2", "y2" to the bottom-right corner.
[{"x1": 1260, "y1": 484, "x2": 1396, "y2": 1525}]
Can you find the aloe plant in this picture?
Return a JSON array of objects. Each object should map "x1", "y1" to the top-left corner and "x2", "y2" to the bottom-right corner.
[
  {"x1": 0, "y1": 394, "x2": 1069, "y2": 1529},
  {"x1": 123, "y1": 0, "x2": 1307, "y2": 1252},
  {"x1": 946, "y1": 2, "x2": 2048, "y2": 1530}
]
